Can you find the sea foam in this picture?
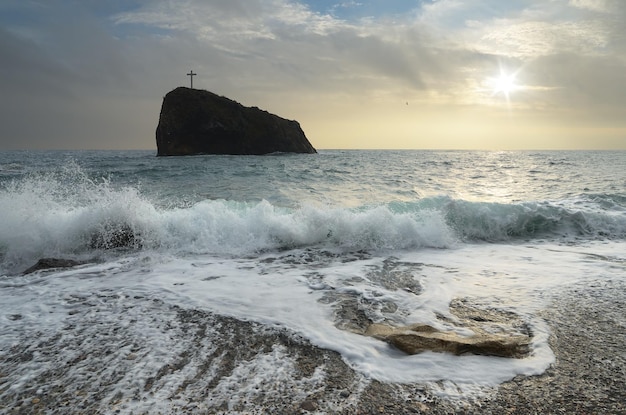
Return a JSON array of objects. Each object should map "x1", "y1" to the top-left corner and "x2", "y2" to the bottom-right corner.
[
  {"x1": 1, "y1": 151, "x2": 625, "y2": 408},
  {"x1": 1, "y1": 164, "x2": 625, "y2": 274}
]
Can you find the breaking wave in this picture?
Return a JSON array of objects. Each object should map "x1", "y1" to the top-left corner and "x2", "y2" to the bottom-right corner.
[{"x1": 1, "y1": 167, "x2": 624, "y2": 273}]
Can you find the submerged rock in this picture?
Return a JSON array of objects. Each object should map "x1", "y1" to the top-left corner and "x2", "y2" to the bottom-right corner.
[
  {"x1": 156, "y1": 87, "x2": 317, "y2": 156},
  {"x1": 22, "y1": 258, "x2": 85, "y2": 275},
  {"x1": 90, "y1": 224, "x2": 140, "y2": 250},
  {"x1": 365, "y1": 323, "x2": 531, "y2": 358}
]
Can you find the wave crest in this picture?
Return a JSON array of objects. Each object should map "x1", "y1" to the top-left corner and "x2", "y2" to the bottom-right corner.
[{"x1": 1, "y1": 168, "x2": 624, "y2": 273}]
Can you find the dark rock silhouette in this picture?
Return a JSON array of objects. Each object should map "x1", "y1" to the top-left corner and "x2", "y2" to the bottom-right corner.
[
  {"x1": 90, "y1": 223, "x2": 140, "y2": 250},
  {"x1": 22, "y1": 258, "x2": 85, "y2": 275},
  {"x1": 156, "y1": 87, "x2": 316, "y2": 156}
]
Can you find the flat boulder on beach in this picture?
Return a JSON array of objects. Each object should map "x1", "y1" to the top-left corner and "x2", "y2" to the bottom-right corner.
[{"x1": 365, "y1": 323, "x2": 531, "y2": 358}]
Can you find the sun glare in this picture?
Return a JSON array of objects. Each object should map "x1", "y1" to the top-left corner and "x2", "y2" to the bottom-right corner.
[
  {"x1": 483, "y1": 67, "x2": 522, "y2": 104},
  {"x1": 492, "y1": 72, "x2": 517, "y2": 96}
]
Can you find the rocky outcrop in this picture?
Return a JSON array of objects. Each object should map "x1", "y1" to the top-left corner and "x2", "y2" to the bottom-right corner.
[
  {"x1": 156, "y1": 87, "x2": 316, "y2": 156},
  {"x1": 90, "y1": 223, "x2": 140, "y2": 250},
  {"x1": 357, "y1": 298, "x2": 533, "y2": 358},
  {"x1": 365, "y1": 323, "x2": 531, "y2": 358},
  {"x1": 22, "y1": 258, "x2": 86, "y2": 275}
]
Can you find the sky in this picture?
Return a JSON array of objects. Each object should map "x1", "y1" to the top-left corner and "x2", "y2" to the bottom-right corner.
[{"x1": 1, "y1": 0, "x2": 625, "y2": 150}]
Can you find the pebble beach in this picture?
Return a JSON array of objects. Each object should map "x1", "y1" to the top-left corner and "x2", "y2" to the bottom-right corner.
[{"x1": 1, "y1": 276, "x2": 623, "y2": 415}]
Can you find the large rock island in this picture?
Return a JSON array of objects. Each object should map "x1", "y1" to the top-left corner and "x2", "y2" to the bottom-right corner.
[{"x1": 156, "y1": 87, "x2": 316, "y2": 156}]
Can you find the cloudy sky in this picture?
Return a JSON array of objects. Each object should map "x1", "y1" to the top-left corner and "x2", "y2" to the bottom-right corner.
[{"x1": 1, "y1": 0, "x2": 625, "y2": 150}]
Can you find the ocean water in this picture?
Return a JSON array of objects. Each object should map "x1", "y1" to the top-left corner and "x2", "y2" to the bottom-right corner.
[{"x1": 1, "y1": 150, "x2": 625, "y2": 406}]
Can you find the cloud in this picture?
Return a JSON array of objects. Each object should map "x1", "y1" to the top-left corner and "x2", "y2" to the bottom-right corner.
[
  {"x1": 526, "y1": 52, "x2": 626, "y2": 110},
  {"x1": 473, "y1": 19, "x2": 610, "y2": 58},
  {"x1": 569, "y1": 0, "x2": 613, "y2": 13},
  {"x1": 0, "y1": 28, "x2": 73, "y2": 97},
  {"x1": 112, "y1": 0, "x2": 345, "y2": 40},
  {"x1": 413, "y1": 0, "x2": 626, "y2": 110},
  {"x1": 0, "y1": 0, "x2": 625, "y2": 150},
  {"x1": 111, "y1": 0, "x2": 439, "y2": 99}
]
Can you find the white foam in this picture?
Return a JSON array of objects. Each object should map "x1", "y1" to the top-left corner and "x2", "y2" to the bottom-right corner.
[
  {"x1": 2, "y1": 162, "x2": 625, "y2": 276},
  {"x1": 2, "y1": 220, "x2": 625, "y2": 403},
  {"x1": 169, "y1": 242, "x2": 626, "y2": 383},
  {"x1": 0, "y1": 164, "x2": 460, "y2": 274},
  {"x1": 209, "y1": 345, "x2": 326, "y2": 411}
]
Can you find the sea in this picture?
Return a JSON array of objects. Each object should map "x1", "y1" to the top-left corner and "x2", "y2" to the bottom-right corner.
[{"x1": 1, "y1": 149, "x2": 625, "y2": 409}]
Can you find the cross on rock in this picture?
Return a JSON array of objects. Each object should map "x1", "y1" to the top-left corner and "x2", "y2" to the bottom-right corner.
[{"x1": 187, "y1": 70, "x2": 196, "y2": 89}]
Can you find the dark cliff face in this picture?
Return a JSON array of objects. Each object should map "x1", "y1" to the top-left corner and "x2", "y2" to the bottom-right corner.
[{"x1": 156, "y1": 87, "x2": 316, "y2": 156}]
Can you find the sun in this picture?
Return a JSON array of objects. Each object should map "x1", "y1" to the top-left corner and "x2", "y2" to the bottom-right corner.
[
  {"x1": 493, "y1": 72, "x2": 517, "y2": 96},
  {"x1": 486, "y1": 68, "x2": 520, "y2": 100}
]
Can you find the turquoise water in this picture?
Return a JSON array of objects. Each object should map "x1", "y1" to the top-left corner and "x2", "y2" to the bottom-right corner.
[
  {"x1": 0, "y1": 150, "x2": 624, "y2": 272},
  {"x1": 3, "y1": 150, "x2": 623, "y2": 207},
  {"x1": 0, "y1": 150, "x2": 625, "y2": 404}
]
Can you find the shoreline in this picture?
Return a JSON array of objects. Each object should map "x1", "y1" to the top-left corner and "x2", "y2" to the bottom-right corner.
[
  {"x1": 1, "y1": 279, "x2": 624, "y2": 414},
  {"x1": 474, "y1": 277, "x2": 625, "y2": 414}
]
